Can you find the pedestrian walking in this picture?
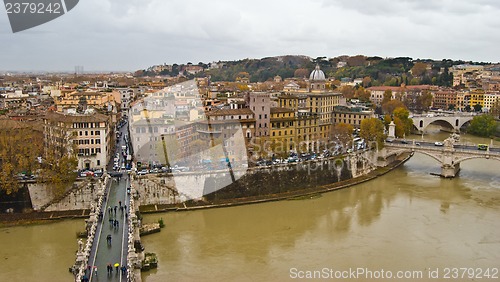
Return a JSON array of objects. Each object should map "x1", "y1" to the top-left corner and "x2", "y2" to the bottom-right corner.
[
  {"x1": 119, "y1": 200, "x2": 122, "y2": 207},
  {"x1": 121, "y1": 265, "x2": 127, "y2": 275},
  {"x1": 114, "y1": 206, "x2": 117, "y2": 213},
  {"x1": 115, "y1": 263, "x2": 120, "y2": 273}
]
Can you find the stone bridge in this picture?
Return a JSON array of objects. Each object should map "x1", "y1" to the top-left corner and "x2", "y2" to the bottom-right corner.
[
  {"x1": 381, "y1": 140, "x2": 500, "y2": 177},
  {"x1": 411, "y1": 114, "x2": 475, "y2": 133}
]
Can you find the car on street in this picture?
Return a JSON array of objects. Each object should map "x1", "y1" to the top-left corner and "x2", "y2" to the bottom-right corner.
[
  {"x1": 434, "y1": 142, "x2": 444, "y2": 146},
  {"x1": 172, "y1": 165, "x2": 189, "y2": 172}
]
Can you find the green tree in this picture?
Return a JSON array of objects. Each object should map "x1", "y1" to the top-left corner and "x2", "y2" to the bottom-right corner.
[
  {"x1": 467, "y1": 114, "x2": 497, "y2": 137},
  {"x1": 360, "y1": 118, "x2": 386, "y2": 149},
  {"x1": 473, "y1": 103, "x2": 483, "y2": 112}
]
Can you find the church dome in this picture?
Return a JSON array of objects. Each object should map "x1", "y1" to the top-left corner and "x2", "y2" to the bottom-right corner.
[{"x1": 309, "y1": 64, "x2": 325, "y2": 81}]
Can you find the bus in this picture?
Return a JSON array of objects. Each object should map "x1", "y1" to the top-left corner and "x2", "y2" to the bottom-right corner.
[{"x1": 478, "y1": 144, "x2": 488, "y2": 151}]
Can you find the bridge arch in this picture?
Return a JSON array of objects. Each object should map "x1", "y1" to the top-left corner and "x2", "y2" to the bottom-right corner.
[
  {"x1": 412, "y1": 116, "x2": 474, "y2": 133},
  {"x1": 455, "y1": 155, "x2": 500, "y2": 165},
  {"x1": 385, "y1": 148, "x2": 443, "y2": 164}
]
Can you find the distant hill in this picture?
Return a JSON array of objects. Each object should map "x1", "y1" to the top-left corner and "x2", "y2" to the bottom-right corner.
[{"x1": 137, "y1": 55, "x2": 494, "y2": 87}]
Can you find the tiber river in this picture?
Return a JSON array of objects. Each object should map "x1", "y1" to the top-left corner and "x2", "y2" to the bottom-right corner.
[{"x1": 0, "y1": 130, "x2": 499, "y2": 282}]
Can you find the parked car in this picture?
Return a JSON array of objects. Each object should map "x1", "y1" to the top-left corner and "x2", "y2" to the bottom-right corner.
[
  {"x1": 434, "y1": 142, "x2": 444, "y2": 147},
  {"x1": 79, "y1": 171, "x2": 94, "y2": 177},
  {"x1": 137, "y1": 169, "x2": 148, "y2": 175},
  {"x1": 172, "y1": 165, "x2": 189, "y2": 172}
]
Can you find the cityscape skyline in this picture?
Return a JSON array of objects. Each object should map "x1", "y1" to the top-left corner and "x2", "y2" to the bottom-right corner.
[{"x1": 1, "y1": 0, "x2": 500, "y2": 72}]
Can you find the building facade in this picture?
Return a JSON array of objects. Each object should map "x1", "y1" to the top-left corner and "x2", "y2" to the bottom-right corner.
[{"x1": 43, "y1": 111, "x2": 112, "y2": 170}]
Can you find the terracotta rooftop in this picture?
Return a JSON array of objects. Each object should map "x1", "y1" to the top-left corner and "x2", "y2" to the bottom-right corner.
[
  {"x1": 43, "y1": 111, "x2": 110, "y2": 123},
  {"x1": 205, "y1": 108, "x2": 253, "y2": 116}
]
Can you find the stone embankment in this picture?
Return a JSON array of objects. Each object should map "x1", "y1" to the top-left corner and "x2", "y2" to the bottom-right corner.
[{"x1": 136, "y1": 151, "x2": 412, "y2": 213}]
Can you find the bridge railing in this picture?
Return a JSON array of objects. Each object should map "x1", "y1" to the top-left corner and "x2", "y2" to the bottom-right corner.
[
  {"x1": 385, "y1": 143, "x2": 500, "y2": 156},
  {"x1": 73, "y1": 176, "x2": 110, "y2": 282}
]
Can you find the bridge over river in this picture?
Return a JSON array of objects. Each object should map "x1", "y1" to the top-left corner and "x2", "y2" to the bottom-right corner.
[
  {"x1": 383, "y1": 139, "x2": 500, "y2": 177},
  {"x1": 411, "y1": 113, "x2": 475, "y2": 133}
]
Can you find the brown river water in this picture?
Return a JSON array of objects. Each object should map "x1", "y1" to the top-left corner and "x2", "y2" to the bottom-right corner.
[{"x1": 1, "y1": 131, "x2": 499, "y2": 282}]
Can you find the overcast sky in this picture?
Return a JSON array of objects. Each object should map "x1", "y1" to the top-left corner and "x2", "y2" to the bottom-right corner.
[{"x1": 1, "y1": 0, "x2": 499, "y2": 72}]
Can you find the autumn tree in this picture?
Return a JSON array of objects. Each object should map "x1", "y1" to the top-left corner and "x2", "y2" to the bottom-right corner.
[
  {"x1": 360, "y1": 118, "x2": 386, "y2": 149},
  {"x1": 393, "y1": 107, "x2": 414, "y2": 138},
  {"x1": 416, "y1": 90, "x2": 433, "y2": 112},
  {"x1": 0, "y1": 125, "x2": 43, "y2": 194},
  {"x1": 354, "y1": 87, "x2": 371, "y2": 101},
  {"x1": 347, "y1": 55, "x2": 367, "y2": 67},
  {"x1": 490, "y1": 99, "x2": 500, "y2": 119},
  {"x1": 40, "y1": 128, "x2": 78, "y2": 194},
  {"x1": 382, "y1": 90, "x2": 393, "y2": 105},
  {"x1": 362, "y1": 76, "x2": 372, "y2": 88},
  {"x1": 382, "y1": 99, "x2": 406, "y2": 115},
  {"x1": 339, "y1": 85, "x2": 355, "y2": 99},
  {"x1": 411, "y1": 62, "x2": 428, "y2": 77},
  {"x1": 294, "y1": 68, "x2": 309, "y2": 78},
  {"x1": 330, "y1": 123, "x2": 354, "y2": 149}
]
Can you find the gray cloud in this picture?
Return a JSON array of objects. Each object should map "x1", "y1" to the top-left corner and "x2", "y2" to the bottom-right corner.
[{"x1": 0, "y1": 0, "x2": 499, "y2": 71}]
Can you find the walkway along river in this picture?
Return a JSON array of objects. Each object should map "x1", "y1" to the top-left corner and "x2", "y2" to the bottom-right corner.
[{"x1": 0, "y1": 131, "x2": 498, "y2": 281}]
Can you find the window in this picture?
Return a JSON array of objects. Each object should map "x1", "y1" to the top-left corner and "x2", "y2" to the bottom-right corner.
[
  {"x1": 85, "y1": 131, "x2": 88, "y2": 136},
  {"x1": 96, "y1": 139, "x2": 101, "y2": 144},
  {"x1": 95, "y1": 131, "x2": 100, "y2": 136}
]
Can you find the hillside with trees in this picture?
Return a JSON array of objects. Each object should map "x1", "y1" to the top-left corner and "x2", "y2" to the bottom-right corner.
[{"x1": 136, "y1": 55, "x2": 493, "y2": 86}]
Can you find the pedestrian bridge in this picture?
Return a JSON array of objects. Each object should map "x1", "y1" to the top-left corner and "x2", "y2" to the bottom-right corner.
[
  {"x1": 411, "y1": 114, "x2": 475, "y2": 133},
  {"x1": 381, "y1": 140, "x2": 500, "y2": 177}
]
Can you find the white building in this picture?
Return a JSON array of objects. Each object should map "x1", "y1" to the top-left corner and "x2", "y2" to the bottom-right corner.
[{"x1": 43, "y1": 111, "x2": 112, "y2": 170}]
